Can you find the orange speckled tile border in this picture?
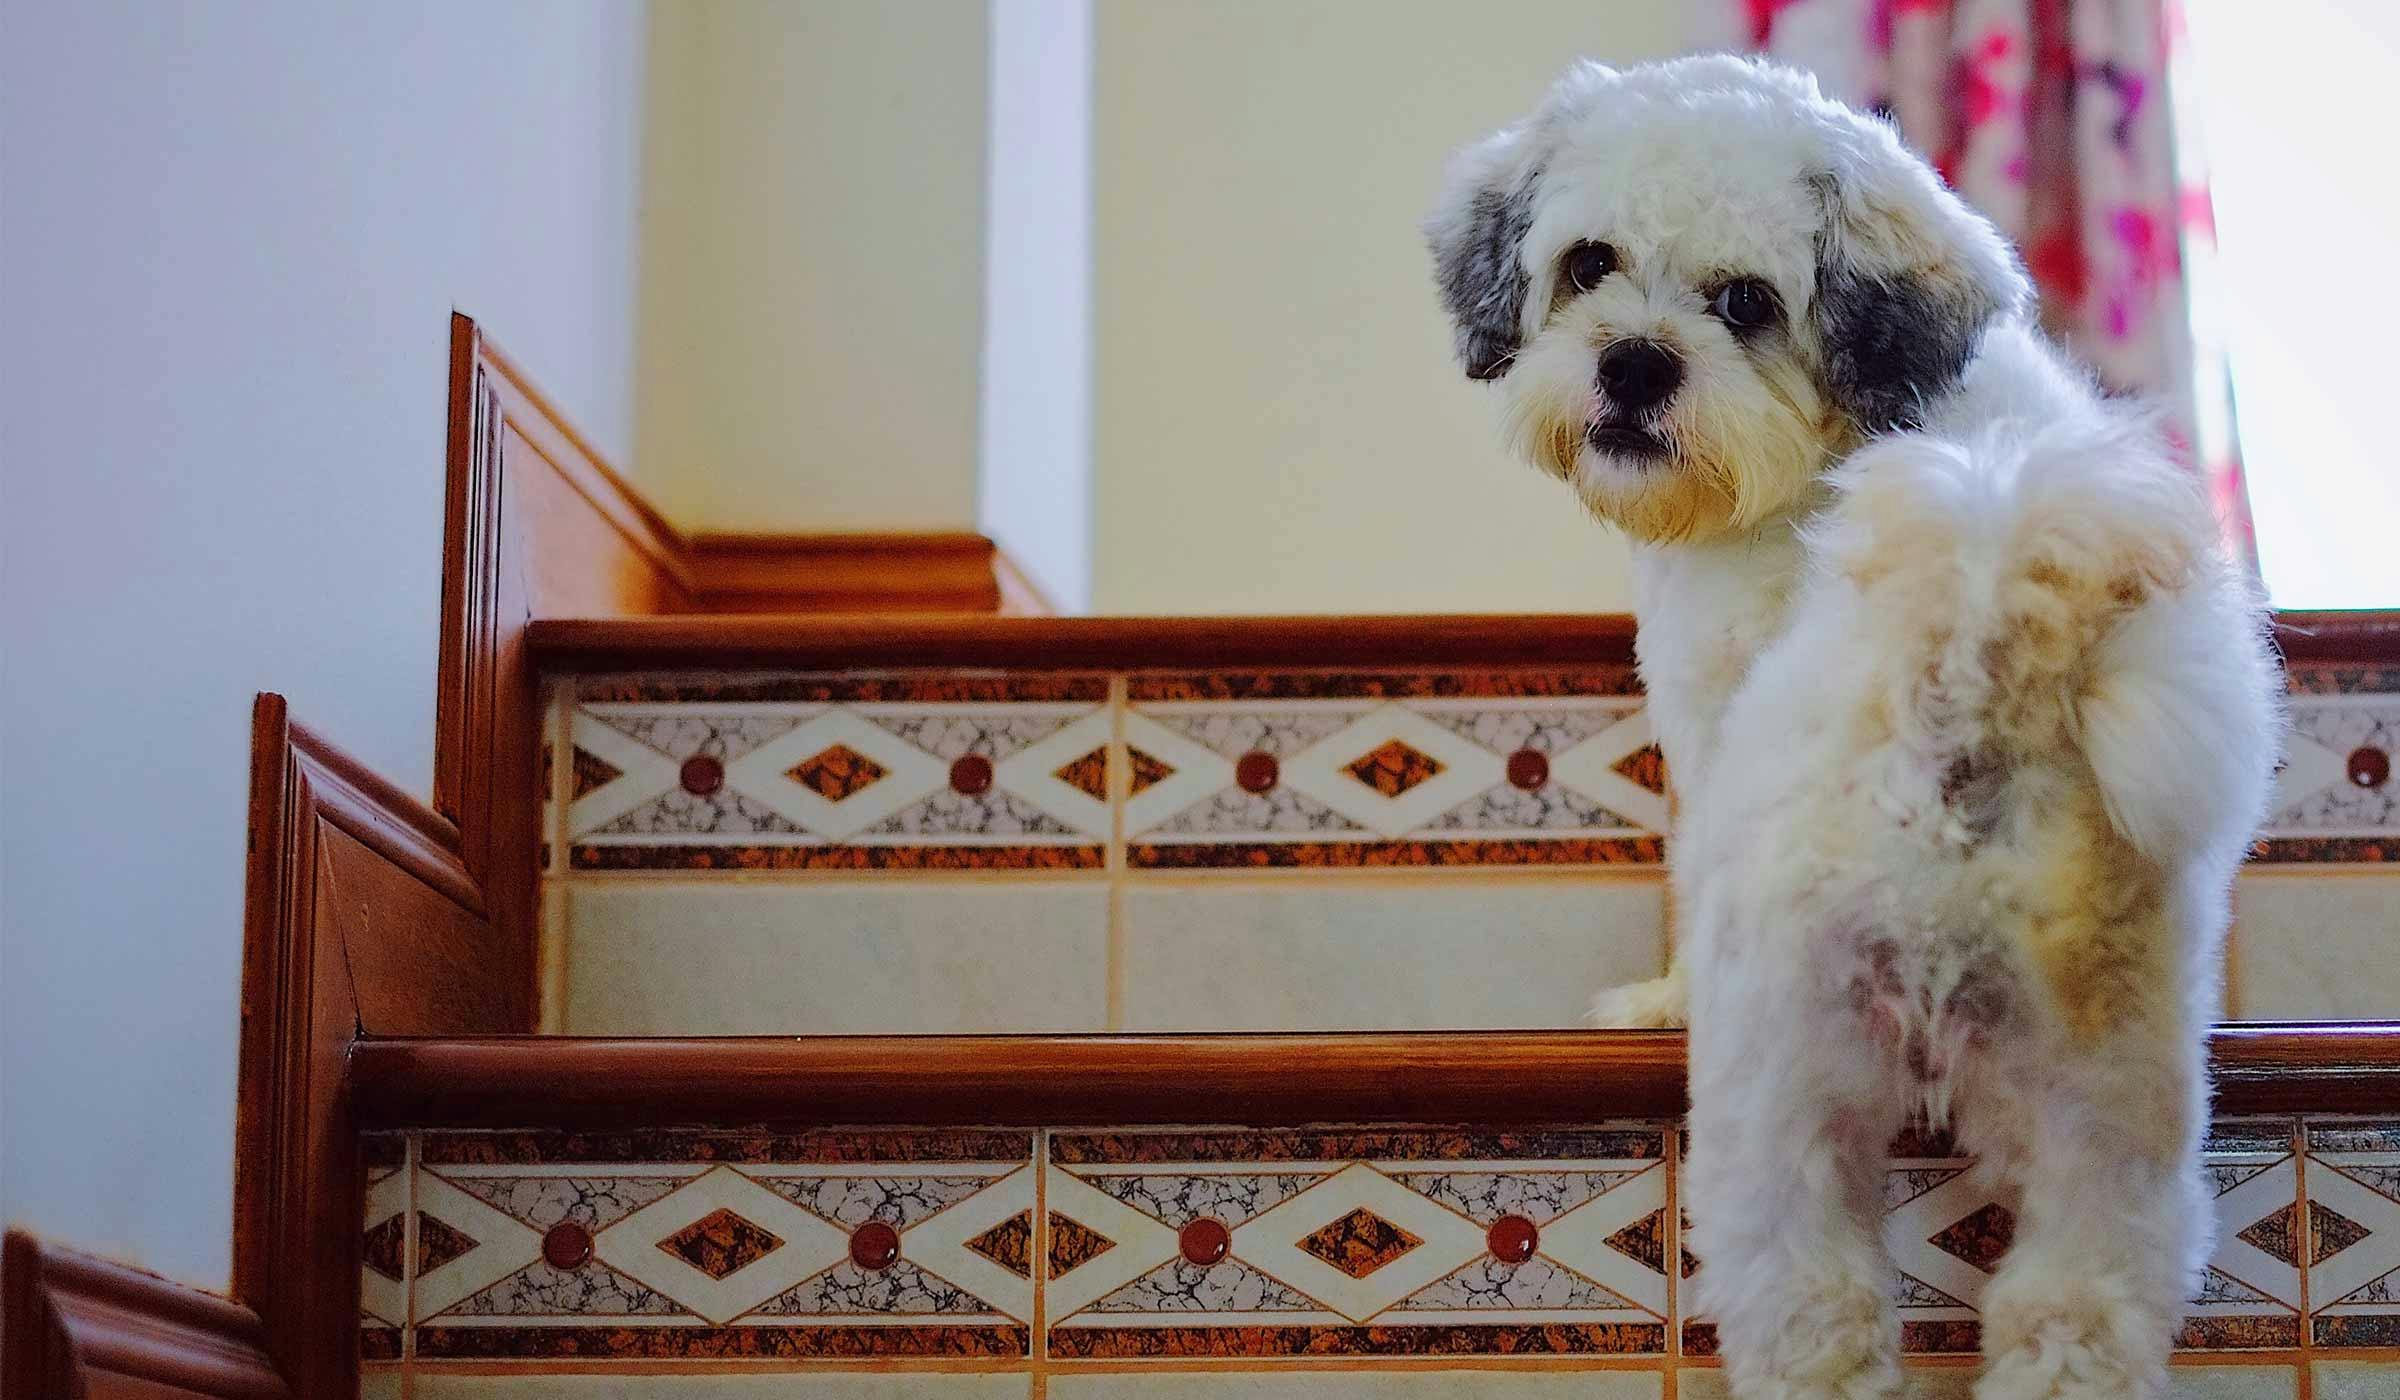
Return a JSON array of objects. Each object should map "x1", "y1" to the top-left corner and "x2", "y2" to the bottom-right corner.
[
  {"x1": 1125, "y1": 836, "x2": 1664, "y2": 870},
  {"x1": 415, "y1": 1324, "x2": 1031, "y2": 1360},
  {"x1": 567, "y1": 843, "x2": 1107, "y2": 872}
]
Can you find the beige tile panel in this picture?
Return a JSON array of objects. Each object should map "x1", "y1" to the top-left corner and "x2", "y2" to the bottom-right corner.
[
  {"x1": 561, "y1": 881, "x2": 1109, "y2": 1034},
  {"x1": 2230, "y1": 871, "x2": 2400, "y2": 1021},
  {"x1": 2315, "y1": 1361, "x2": 2400, "y2": 1400},
  {"x1": 1118, "y1": 877, "x2": 1666, "y2": 1030},
  {"x1": 1049, "y1": 1370, "x2": 1661, "y2": 1400}
]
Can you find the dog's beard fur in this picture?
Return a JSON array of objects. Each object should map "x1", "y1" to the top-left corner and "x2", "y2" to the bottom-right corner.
[{"x1": 1498, "y1": 302, "x2": 1844, "y2": 544}]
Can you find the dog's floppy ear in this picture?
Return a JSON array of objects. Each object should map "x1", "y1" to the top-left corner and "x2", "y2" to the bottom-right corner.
[
  {"x1": 1810, "y1": 145, "x2": 2028, "y2": 433},
  {"x1": 1426, "y1": 126, "x2": 1543, "y2": 381}
]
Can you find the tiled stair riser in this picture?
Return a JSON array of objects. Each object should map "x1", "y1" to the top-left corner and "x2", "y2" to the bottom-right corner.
[
  {"x1": 541, "y1": 665, "x2": 2400, "y2": 1033},
  {"x1": 362, "y1": 1116, "x2": 2398, "y2": 1397}
]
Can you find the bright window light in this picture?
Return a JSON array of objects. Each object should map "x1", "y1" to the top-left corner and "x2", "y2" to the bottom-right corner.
[{"x1": 2185, "y1": 0, "x2": 2400, "y2": 608}]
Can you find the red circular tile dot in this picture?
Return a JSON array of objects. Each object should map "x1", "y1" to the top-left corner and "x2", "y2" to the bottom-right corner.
[
  {"x1": 2350, "y1": 746, "x2": 2390, "y2": 790},
  {"x1": 1235, "y1": 751, "x2": 1280, "y2": 794},
  {"x1": 850, "y1": 1220, "x2": 902, "y2": 1272},
  {"x1": 679, "y1": 754, "x2": 724, "y2": 796},
  {"x1": 1506, "y1": 749, "x2": 1550, "y2": 790},
  {"x1": 949, "y1": 753, "x2": 995, "y2": 795},
  {"x1": 1488, "y1": 1214, "x2": 1539, "y2": 1264},
  {"x1": 1179, "y1": 1217, "x2": 1231, "y2": 1266},
  {"x1": 542, "y1": 1221, "x2": 593, "y2": 1270}
]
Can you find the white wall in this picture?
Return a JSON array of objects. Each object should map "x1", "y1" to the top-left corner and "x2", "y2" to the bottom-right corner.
[
  {"x1": 1089, "y1": 0, "x2": 1690, "y2": 614},
  {"x1": 0, "y1": 0, "x2": 648, "y2": 1289},
  {"x1": 635, "y1": 0, "x2": 990, "y2": 532},
  {"x1": 980, "y1": 0, "x2": 1095, "y2": 611}
]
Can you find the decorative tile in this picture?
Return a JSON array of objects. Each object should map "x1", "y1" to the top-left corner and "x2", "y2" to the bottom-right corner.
[
  {"x1": 562, "y1": 677, "x2": 1109, "y2": 870},
  {"x1": 2253, "y1": 681, "x2": 2400, "y2": 863},
  {"x1": 409, "y1": 1378, "x2": 1034, "y2": 1398},
  {"x1": 1123, "y1": 679, "x2": 1664, "y2": 868},
  {"x1": 2304, "y1": 1118, "x2": 2400, "y2": 1348},
  {"x1": 965, "y1": 1211, "x2": 1034, "y2": 1278},
  {"x1": 2180, "y1": 1120, "x2": 2303, "y2": 1349},
  {"x1": 1044, "y1": 1125, "x2": 1671, "y2": 1357},
  {"x1": 409, "y1": 1130, "x2": 1036, "y2": 1359},
  {"x1": 361, "y1": 1143, "x2": 409, "y2": 1360}
]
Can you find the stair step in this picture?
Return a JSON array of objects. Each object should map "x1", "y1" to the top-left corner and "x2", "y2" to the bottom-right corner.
[{"x1": 356, "y1": 1026, "x2": 2399, "y2": 1390}]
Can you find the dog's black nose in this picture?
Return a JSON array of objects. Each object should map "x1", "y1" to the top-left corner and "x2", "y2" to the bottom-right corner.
[{"x1": 1596, "y1": 340, "x2": 1683, "y2": 411}]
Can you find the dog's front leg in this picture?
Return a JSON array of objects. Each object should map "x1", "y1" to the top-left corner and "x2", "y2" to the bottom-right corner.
[{"x1": 1686, "y1": 980, "x2": 1907, "y2": 1400}]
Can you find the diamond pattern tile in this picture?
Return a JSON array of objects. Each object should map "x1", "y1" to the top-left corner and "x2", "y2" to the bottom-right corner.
[
  {"x1": 1047, "y1": 1212, "x2": 1118, "y2": 1278},
  {"x1": 406, "y1": 1133, "x2": 1036, "y2": 1357},
  {"x1": 965, "y1": 1211, "x2": 1034, "y2": 1278},
  {"x1": 2254, "y1": 691, "x2": 2400, "y2": 860},
  {"x1": 1053, "y1": 748, "x2": 1110, "y2": 802},
  {"x1": 788, "y1": 744, "x2": 886, "y2": 801},
  {"x1": 1127, "y1": 747, "x2": 1176, "y2": 796},
  {"x1": 657, "y1": 1207, "x2": 784, "y2": 1280},
  {"x1": 1342, "y1": 740, "x2": 1444, "y2": 798},
  {"x1": 2306, "y1": 1119, "x2": 2400, "y2": 1346},
  {"x1": 1124, "y1": 690, "x2": 1666, "y2": 865},
  {"x1": 1046, "y1": 1127, "x2": 1668, "y2": 1357},
  {"x1": 1298, "y1": 1207, "x2": 1424, "y2": 1278},
  {"x1": 564, "y1": 693, "x2": 1109, "y2": 868}
]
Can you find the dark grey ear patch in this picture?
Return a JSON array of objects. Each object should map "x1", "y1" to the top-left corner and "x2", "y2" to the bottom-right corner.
[
  {"x1": 1813, "y1": 262, "x2": 1996, "y2": 434},
  {"x1": 1432, "y1": 177, "x2": 1537, "y2": 380}
]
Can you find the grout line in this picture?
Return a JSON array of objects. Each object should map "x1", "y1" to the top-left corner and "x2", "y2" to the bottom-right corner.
[
  {"x1": 402, "y1": 1132, "x2": 419, "y2": 1382},
  {"x1": 1105, "y1": 677, "x2": 1129, "y2": 1032},
  {"x1": 1033, "y1": 1129, "x2": 1051, "y2": 1391},
  {"x1": 1664, "y1": 1123, "x2": 1682, "y2": 1394},
  {"x1": 2296, "y1": 1116, "x2": 2313, "y2": 1354},
  {"x1": 540, "y1": 682, "x2": 573, "y2": 1033}
]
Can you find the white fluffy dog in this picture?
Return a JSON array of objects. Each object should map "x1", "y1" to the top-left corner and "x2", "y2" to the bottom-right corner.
[{"x1": 1428, "y1": 57, "x2": 2282, "y2": 1400}]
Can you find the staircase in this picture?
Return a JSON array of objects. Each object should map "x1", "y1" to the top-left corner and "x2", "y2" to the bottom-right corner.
[{"x1": 226, "y1": 319, "x2": 2400, "y2": 1400}]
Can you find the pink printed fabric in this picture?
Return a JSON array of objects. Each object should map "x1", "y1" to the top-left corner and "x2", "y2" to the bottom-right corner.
[{"x1": 1719, "y1": 0, "x2": 2256, "y2": 564}]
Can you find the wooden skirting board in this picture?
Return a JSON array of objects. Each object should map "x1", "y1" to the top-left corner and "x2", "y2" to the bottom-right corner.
[{"x1": 1, "y1": 1231, "x2": 288, "y2": 1399}]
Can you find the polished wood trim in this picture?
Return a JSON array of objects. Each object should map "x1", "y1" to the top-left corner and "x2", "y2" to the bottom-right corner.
[
  {"x1": 527, "y1": 612, "x2": 1646, "y2": 672},
  {"x1": 2211, "y1": 1021, "x2": 2400, "y2": 1112},
  {"x1": 2274, "y1": 609, "x2": 2400, "y2": 665},
  {"x1": 524, "y1": 608, "x2": 2400, "y2": 677},
  {"x1": 235, "y1": 695, "x2": 515, "y2": 1399},
  {"x1": 291, "y1": 720, "x2": 482, "y2": 915},
  {"x1": 346, "y1": 1023, "x2": 2400, "y2": 1132},
  {"x1": 682, "y1": 531, "x2": 1017, "y2": 614},
  {"x1": 3, "y1": 1230, "x2": 288, "y2": 1399}
]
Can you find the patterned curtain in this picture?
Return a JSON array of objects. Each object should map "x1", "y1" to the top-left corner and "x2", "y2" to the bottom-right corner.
[{"x1": 1698, "y1": 0, "x2": 2257, "y2": 565}]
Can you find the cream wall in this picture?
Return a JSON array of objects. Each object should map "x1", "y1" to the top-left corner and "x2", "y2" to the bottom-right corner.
[
  {"x1": 0, "y1": 0, "x2": 647, "y2": 1288},
  {"x1": 628, "y1": 1, "x2": 1692, "y2": 612},
  {"x1": 635, "y1": 0, "x2": 990, "y2": 531},
  {"x1": 1088, "y1": 0, "x2": 1689, "y2": 614}
]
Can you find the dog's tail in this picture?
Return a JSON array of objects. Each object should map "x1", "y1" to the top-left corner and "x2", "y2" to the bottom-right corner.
[{"x1": 1806, "y1": 410, "x2": 2280, "y2": 866}]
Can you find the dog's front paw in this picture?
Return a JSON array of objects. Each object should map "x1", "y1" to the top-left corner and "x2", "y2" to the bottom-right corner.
[{"x1": 1587, "y1": 971, "x2": 1687, "y2": 1028}]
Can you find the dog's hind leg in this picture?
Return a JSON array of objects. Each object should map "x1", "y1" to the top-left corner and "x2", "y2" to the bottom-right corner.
[
  {"x1": 1971, "y1": 1044, "x2": 2201, "y2": 1400},
  {"x1": 1686, "y1": 938, "x2": 1908, "y2": 1400}
]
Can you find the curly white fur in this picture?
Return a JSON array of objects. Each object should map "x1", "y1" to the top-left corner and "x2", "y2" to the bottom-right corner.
[{"x1": 1430, "y1": 57, "x2": 2283, "y2": 1400}]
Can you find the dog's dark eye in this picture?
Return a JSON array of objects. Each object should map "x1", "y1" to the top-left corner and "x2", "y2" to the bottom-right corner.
[
  {"x1": 1562, "y1": 241, "x2": 1618, "y2": 294},
  {"x1": 1710, "y1": 278, "x2": 1778, "y2": 330}
]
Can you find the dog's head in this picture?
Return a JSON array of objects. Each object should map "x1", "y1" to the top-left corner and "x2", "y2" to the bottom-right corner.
[{"x1": 1427, "y1": 55, "x2": 2028, "y2": 543}]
